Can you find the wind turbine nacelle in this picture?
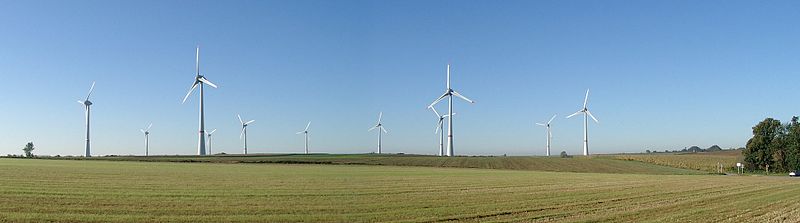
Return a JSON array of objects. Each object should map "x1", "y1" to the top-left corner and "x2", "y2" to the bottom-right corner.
[{"x1": 84, "y1": 101, "x2": 93, "y2": 106}]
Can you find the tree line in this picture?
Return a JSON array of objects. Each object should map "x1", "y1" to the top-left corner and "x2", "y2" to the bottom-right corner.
[{"x1": 744, "y1": 117, "x2": 800, "y2": 172}]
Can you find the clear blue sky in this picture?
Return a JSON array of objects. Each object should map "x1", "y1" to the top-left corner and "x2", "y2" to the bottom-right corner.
[{"x1": 1, "y1": 0, "x2": 798, "y2": 156}]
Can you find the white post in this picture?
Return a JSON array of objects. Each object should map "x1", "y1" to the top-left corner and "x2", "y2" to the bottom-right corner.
[
  {"x1": 243, "y1": 127, "x2": 248, "y2": 155},
  {"x1": 145, "y1": 133, "x2": 149, "y2": 156},
  {"x1": 583, "y1": 112, "x2": 589, "y2": 156},
  {"x1": 197, "y1": 84, "x2": 206, "y2": 155},
  {"x1": 447, "y1": 94, "x2": 454, "y2": 157},
  {"x1": 85, "y1": 106, "x2": 91, "y2": 157}
]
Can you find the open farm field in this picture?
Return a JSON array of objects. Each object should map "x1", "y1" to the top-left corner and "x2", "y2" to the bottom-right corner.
[
  {"x1": 0, "y1": 158, "x2": 798, "y2": 222},
  {"x1": 614, "y1": 150, "x2": 743, "y2": 173},
  {"x1": 52, "y1": 153, "x2": 704, "y2": 175}
]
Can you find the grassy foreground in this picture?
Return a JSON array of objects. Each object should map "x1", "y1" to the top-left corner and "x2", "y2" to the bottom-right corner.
[
  {"x1": 1, "y1": 159, "x2": 799, "y2": 222},
  {"x1": 55, "y1": 154, "x2": 704, "y2": 175}
]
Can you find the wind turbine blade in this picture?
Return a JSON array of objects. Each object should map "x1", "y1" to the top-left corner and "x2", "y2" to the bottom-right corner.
[
  {"x1": 237, "y1": 114, "x2": 243, "y2": 124},
  {"x1": 452, "y1": 91, "x2": 474, "y2": 103},
  {"x1": 381, "y1": 126, "x2": 388, "y2": 133},
  {"x1": 195, "y1": 46, "x2": 200, "y2": 75},
  {"x1": 535, "y1": 123, "x2": 546, "y2": 126},
  {"x1": 368, "y1": 126, "x2": 377, "y2": 132},
  {"x1": 548, "y1": 114, "x2": 557, "y2": 124},
  {"x1": 146, "y1": 123, "x2": 152, "y2": 131},
  {"x1": 583, "y1": 89, "x2": 590, "y2": 108},
  {"x1": 566, "y1": 111, "x2": 582, "y2": 119},
  {"x1": 429, "y1": 106, "x2": 440, "y2": 118},
  {"x1": 586, "y1": 110, "x2": 599, "y2": 123},
  {"x1": 446, "y1": 64, "x2": 451, "y2": 89},
  {"x1": 181, "y1": 81, "x2": 199, "y2": 104},
  {"x1": 198, "y1": 76, "x2": 218, "y2": 88},
  {"x1": 245, "y1": 120, "x2": 255, "y2": 125},
  {"x1": 428, "y1": 92, "x2": 449, "y2": 108},
  {"x1": 305, "y1": 121, "x2": 311, "y2": 131},
  {"x1": 209, "y1": 129, "x2": 217, "y2": 135},
  {"x1": 240, "y1": 127, "x2": 246, "y2": 139},
  {"x1": 435, "y1": 120, "x2": 443, "y2": 134},
  {"x1": 377, "y1": 112, "x2": 382, "y2": 123},
  {"x1": 86, "y1": 81, "x2": 96, "y2": 100},
  {"x1": 296, "y1": 131, "x2": 304, "y2": 134},
  {"x1": 140, "y1": 129, "x2": 145, "y2": 134},
  {"x1": 77, "y1": 100, "x2": 84, "y2": 104},
  {"x1": 443, "y1": 113, "x2": 456, "y2": 118}
]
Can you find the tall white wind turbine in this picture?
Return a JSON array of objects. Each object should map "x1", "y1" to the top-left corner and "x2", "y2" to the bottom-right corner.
[
  {"x1": 140, "y1": 123, "x2": 152, "y2": 156},
  {"x1": 296, "y1": 121, "x2": 311, "y2": 154},
  {"x1": 368, "y1": 112, "x2": 388, "y2": 154},
  {"x1": 206, "y1": 129, "x2": 217, "y2": 155},
  {"x1": 535, "y1": 115, "x2": 557, "y2": 156},
  {"x1": 428, "y1": 106, "x2": 454, "y2": 156},
  {"x1": 238, "y1": 114, "x2": 255, "y2": 155},
  {"x1": 77, "y1": 81, "x2": 95, "y2": 157},
  {"x1": 566, "y1": 89, "x2": 599, "y2": 156},
  {"x1": 181, "y1": 46, "x2": 218, "y2": 156},
  {"x1": 428, "y1": 64, "x2": 474, "y2": 156}
]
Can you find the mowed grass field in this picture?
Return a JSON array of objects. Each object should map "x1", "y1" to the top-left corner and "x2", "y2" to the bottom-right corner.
[
  {"x1": 58, "y1": 154, "x2": 704, "y2": 175},
  {"x1": 1, "y1": 158, "x2": 799, "y2": 222}
]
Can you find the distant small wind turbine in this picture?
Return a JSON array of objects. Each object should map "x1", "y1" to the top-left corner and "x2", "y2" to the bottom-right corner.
[
  {"x1": 206, "y1": 129, "x2": 217, "y2": 155},
  {"x1": 296, "y1": 121, "x2": 311, "y2": 154},
  {"x1": 535, "y1": 115, "x2": 557, "y2": 156},
  {"x1": 77, "y1": 81, "x2": 95, "y2": 157},
  {"x1": 566, "y1": 89, "x2": 599, "y2": 156},
  {"x1": 428, "y1": 64, "x2": 475, "y2": 156},
  {"x1": 140, "y1": 123, "x2": 152, "y2": 156},
  {"x1": 238, "y1": 114, "x2": 255, "y2": 155},
  {"x1": 181, "y1": 46, "x2": 218, "y2": 156},
  {"x1": 368, "y1": 112, "x2": 388, "y2": 154},
  {"x1": 428, "y1": 106, "x2": 454, "y2": 156}
]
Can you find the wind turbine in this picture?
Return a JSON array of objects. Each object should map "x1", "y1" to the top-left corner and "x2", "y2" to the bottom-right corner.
[
  {"x1": 368, "y1": 112, "x2": 388, "y2": 154},
  {"x1": 566, "y1": 89, "x2": 599, "y2": 156},
  {"x1": 77, "y1": 81, "x2": 95, "y2": 157},
  {"x1": 140, "y1": 123, "x2": 152, "y2": 156},
  {"x1": 535, "y1": 115, "x2": 557, "y2": 156},
  {"x1": 238, "y1": 114, "x2": 255, "y2": 155},
  {"x1": 181, "y1": 46, "x2": 218, "y2": 156},
  {"x1": 428, "y1": 106, "x2": 454, "y2": 156},
  {"x1": 206, "y1": 129, "x2": 217, "y2": 155},
  {"x1": 428, "y1": 64, "x2": 474, "y2": 156},
  {"x1": 296, "y1": 121, "x2": 311, "y2": 154}
]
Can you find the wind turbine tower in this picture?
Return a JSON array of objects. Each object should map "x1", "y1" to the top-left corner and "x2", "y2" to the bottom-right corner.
[
  {"x1": 566, "y1": 89, "x2": 599, "y2": 156},
  {"x1": 140, "y1": 123, "x2": 152, "y2": 156},
  {"x1": 238, "y1": 115, "x2": 255, "y2": 155},
  {"x1": 181, "y1": 46, "x2": 218, "y2": 155},
  {"x1": 428, "y1": 106, "x2": 454, "y2": 156},
  {"x1": 296, "y1": 121, "x2": 311, "y2": 154},
  {"x1": 535, "y1": 115, "x2": 556, "y2": 156},
  {"x1": 368, "y1": 112, "x2": 388, "y2": 154},
  {"x1": 428, "y1": 64, "x2": 474, "y2": 156},
  {"x1": 77, "y1": 81, "x2": 95, "y2": 157},
  {"x1": 206, "y1": 129, "x2": 217, "y2": 155}
]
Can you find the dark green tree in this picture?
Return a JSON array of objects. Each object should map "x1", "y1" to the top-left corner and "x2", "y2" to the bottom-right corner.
[
  {"x1": 22, "y1": 142, "x2": 35, "y2": 158},
  {"x1": 744, "y1": 118, "x2": 784, "y2": 170},
  {"x1": 785, "y1": 116, "x2": 800, "y2": 171}
]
